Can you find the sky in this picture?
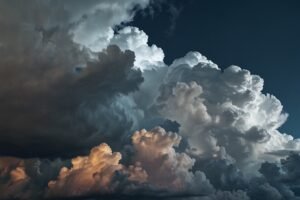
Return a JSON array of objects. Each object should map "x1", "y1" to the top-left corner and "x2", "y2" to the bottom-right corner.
[
  {"x1": 0, "y1": 0, "x2": 300, "y2": 200},
  {"x1": 130, "y1": 0, "x2": 300, "y2": 136}
]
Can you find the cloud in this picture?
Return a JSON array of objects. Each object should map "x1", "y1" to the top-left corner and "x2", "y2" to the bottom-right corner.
[
  {"x1": 1, "y1": 130, "x2": 300, "y2": 199},
  {"x1": 246, "y1": 153, "x2": 300, "y2": 200},
  {"x1": 1, "y1": 0, "x2": 300, "y2": 199},
  {"x1": 202, "y1": 190, "x2": 250, "y2": 200},
  {"x1": 131, "y1": 127, "x2": 214, "y2": 194},
  {"x1": 0, "y1": 43, "x2": 143, "y2": 158},
  {"x1": 45, "y1": 127, "x2": 214, "y2": 198},
  {"x1": 0, "y1": 158, "x2": 31, "y2": 199},
  {"x1": 110, "y1": 27, "x2": 165, "y2": 71},
  {"x1": 155, "y1": 51, "x2": 299, "y2": 171},
  {"x1": 0, "y1": 0, "x2": 164, "y2": 158},
  {"x1": 67, "y1": 0, "x2": 150, "y2": 51},
  {"x1": 47, "y1": 143, "x2": 122, "y2": 197},
  {"x1": 157, "y1": 82, "x2": 215, "y2": 156}
]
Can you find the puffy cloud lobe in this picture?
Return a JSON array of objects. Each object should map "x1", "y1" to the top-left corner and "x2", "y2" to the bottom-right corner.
[
  {"x1": 121, "y1": 162, "x2": 148, "y2": 184},
  {"x1": 0, "y1": 158, "x2": 31, "y2": 199},
  {"x1": 193, "y1": 153, "x2": 300, "y2": 200},
  {"x1": 0, "y1": 156, "x2": 67, "y2": 199},
  {"x1": 194, "y1": 158, "x2": 247, "y2": 192},
  {"x1": 9, "y1": 167, "x2": 28, "y2": 183},
  {"x1": 46, "y1": 127, "x2": 213, "y2": 197},
  {"x1": 170, "y1": 51, "x2": 218, "y2": 70},
  {"x1": 1, "y1": 131, "x2": 300, "y2": 199},
  {"x1": 157, "y1": 82, "x2": 216, "y2": 156},
  {"x1": 47, "y1": 143, "x2": 122, "y2": 197},
  {"x1": 67, "y1": 0, "x2": 151, "y2": 51},
  {"x1": 156, "y1": 51, "x2": 299, "y2": 171},
  {"x1": 131, "y1": 127, "x2": 213, "y2": 194},
  {"x1": 110, "y1": 26, "x2": 165, "y2": 70},
  {"x1": 245, "y1": 154, "x2": 300, "y2": 200},
  {"x1": 0, "y1": 0, "x2": 151, "y2": 57}
]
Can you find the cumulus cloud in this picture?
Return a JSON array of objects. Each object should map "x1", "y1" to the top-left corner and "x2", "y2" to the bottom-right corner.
[
  {"x1": 47, "y1": 143, "x2": 123, "y2": 197},
  {"x1": 1, "y1": 0, "x2": 300, "y2": 199},
  {"x1": 157, "y1": 82, "x2": 215, "y2": 156},
  {"x1": 45, "y1": 127, "x2": 213, "y2": 198},
  {"x1": 131, "y1": 127, "x2": 214, "y2": 194},
  {"x1": 0, "y1": 158, "x2": 31, "y2": 199},
  {"x1": 110, "y1": 26, "x2": 165, "y2": 71},
  {"x1": 1, "y1": 130, "x2": 300, "y2": 199},
  {"x1": 155, "y1": 51, "x2": 298, "y2": 171},
  {"x1": 67, "y1": 0, "x2": 150, "y2": 51}
]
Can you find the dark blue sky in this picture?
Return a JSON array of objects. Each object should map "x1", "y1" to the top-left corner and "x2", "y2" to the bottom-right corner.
[{"x1": 131, "y1": 0, "x2": 300, "y2": 137}]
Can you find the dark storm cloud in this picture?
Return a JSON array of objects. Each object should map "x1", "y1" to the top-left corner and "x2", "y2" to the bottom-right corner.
[
  {"x1": 0, "y1": 44, "x2": 143, "y2": 157},
  {"x1": 0, "y1": 0, "x2": 145, "y2": 158}
]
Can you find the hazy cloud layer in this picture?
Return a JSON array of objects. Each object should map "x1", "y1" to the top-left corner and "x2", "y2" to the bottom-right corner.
[{"x1": 1, "y1": 0, "x2": 300, "y2": 199}]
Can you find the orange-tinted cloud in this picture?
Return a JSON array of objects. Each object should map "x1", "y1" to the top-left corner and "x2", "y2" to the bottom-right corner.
[
  {"x1": 47, "y1": 143, "x2": 122, "y2": 197},
  {"x1": 131, "y1": 127, "x2": 214, "y2": 194}
]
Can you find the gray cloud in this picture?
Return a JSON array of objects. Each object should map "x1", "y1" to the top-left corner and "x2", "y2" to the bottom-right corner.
[
  {"x1": 0, "y1": 44, "x2": 143, "y2": 157},
  {"x1": 0, "y1": 0, "x2": 146, "y2": 158}
]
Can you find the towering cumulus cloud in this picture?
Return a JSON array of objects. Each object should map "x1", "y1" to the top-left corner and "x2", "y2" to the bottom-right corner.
[
  {"x1": 157, "y1": 53, "x2": 294, "y2": 167},
  {"x1": 0, "y1": 0, "x2": 300, "y2": 199}
]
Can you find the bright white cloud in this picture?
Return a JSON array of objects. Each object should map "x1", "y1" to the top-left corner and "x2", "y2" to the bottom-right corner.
[
  {"x1": 156, "y1": 51, "x2": 299, "y2": 171},
  {"x1": 110, "y1": 27, "x2": 165, "y2": 70},
  {"x1": 67, "y1": 0, "x2": 151, "y2": 51}
]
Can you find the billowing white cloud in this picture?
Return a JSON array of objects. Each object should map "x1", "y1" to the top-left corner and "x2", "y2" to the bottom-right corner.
[
  {"x1": 66, "y1": 0, "x2": 151, "y2": 51},
  {"x1": 110, "y1": 26, "x2": 165, "y2": 70},
  {"x1": 156, "y1": 51, "x2": 299, "y2": 172},
  {"x1": 1, "y1": 0, "x2": 300, "y2": 199},
  {"x1": 157, "y1": 82, "x2": 217, "y2": 156}
]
